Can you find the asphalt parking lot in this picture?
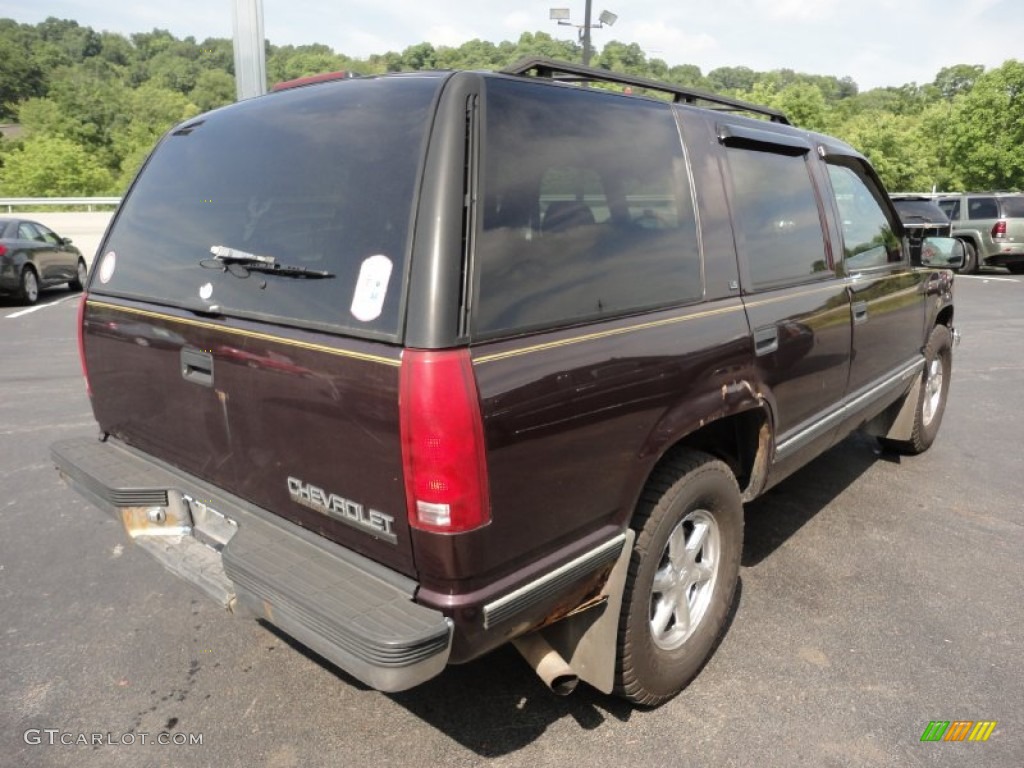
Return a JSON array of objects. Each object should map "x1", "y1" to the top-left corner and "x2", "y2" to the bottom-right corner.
[{"x1": 1, "y1": 273, "x2": 1022, "y2": 768}]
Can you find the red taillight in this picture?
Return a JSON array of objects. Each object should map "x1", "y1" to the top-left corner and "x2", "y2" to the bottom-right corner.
[
  {"x1": 0, "y1": 244, "x2": 7, "y2": 257},
  {"x1": 400, "y1": 349, "x2": 490, "y2": 533},
  {"x1": 992, "y1": 220, "x2": 1007, "y2": 238},
  {"x1": 77, "y1": 293, "x2": 92, "y2": 398}
]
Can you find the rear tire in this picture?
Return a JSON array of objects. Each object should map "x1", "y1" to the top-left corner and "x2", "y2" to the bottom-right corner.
[
  {"x1": 878, "y1": 324, "x2": 952, "y2": 455},
  {"x1": 69, "y1": 258, "x2": 87, "y2": 291},
  {"x1": 959, "y1": 241, "x2": 978, "y2": 274},
  {"x1": 615, "y1": 450, "x2": 743, "y2": 706},
  {"x1": 18, "y1": 267, "x2": 39, "y2": 305}
]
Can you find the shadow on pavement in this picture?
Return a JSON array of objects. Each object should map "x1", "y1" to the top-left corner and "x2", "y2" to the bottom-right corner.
[{"x1": 742, "y1": 431, "x2": 889, "y2": 566}]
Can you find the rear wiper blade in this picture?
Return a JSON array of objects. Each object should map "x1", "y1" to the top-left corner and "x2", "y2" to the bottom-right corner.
[
  {"x1": 202, "y1": 245, "x2": 334, "y2": 278},
  {"x1": 210, "y1": 245, "x2": 276, "y2": 265}
]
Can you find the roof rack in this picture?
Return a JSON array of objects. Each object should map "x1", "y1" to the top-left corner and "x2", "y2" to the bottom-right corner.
[{"x1": 501, "y1": 57, "x2": 790, "y2": 125}]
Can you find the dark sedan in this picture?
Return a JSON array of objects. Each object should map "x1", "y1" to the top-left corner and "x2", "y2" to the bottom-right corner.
[{"x1": 0, "y1": 218, "x2": 87, "y2": 304}]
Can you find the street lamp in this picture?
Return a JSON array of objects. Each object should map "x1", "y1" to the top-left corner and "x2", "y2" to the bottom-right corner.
[{"x1": 550, "y1": 2, "x2": 617, "y2": 67}]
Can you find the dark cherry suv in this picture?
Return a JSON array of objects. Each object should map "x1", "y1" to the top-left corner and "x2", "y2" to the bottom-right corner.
[{"x1": 51, "y1": 59, "x2": 963, "y2": 706}]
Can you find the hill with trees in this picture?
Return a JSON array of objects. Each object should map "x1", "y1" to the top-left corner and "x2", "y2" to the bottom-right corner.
[{"x1": 1, "y1": 17, "x2": 1021, "y2": 196}]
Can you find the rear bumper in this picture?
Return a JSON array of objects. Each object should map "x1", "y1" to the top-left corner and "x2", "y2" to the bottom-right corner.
[
  {"x1": 983, "y1": 249, "x2": 1024, "y2": 267},
  {"x1": 50, "y1": 436, "x2": 452, "y2": 693}
]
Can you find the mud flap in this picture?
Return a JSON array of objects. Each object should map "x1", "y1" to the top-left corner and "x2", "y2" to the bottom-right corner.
[
  {"x1": 863, "y1": 371, "x2": 923, "y2": 442},
  {"x1": 538, "y1": 529, "x2": 635, "y2": 694}
]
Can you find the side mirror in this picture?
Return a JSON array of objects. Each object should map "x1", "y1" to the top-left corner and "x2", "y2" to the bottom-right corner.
[
  {"x1": 61, "y1": 237, "x2": 74, "y2": 246},
  {"x1": 921, "y1": 237, "x2": 964, "y2": 269}
]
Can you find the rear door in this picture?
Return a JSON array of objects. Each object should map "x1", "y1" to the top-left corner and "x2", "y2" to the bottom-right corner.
[
  {"x1": 83, "y1": 75, "x2": 447, "y2": 577},
  {"x1": 17, "y1": 221, "x2": 60, "y2": 282},
  {"x1": 719, "y1": 124, "x2": 852, "y2": 465}
]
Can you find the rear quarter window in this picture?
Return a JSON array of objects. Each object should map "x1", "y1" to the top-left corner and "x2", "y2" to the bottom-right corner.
[
  {"x1": 968, "y1": 197, "x2": 999, "y2": 219},
  {"x1": 999, "y1": 196, "x2": 1024, "y2": 218},
  {"x1": 95, "y1": 76, "x2": 443, "y2": 339},
  {"x1": 473, "y1": 78, "x2": 702, "y2": 337}
]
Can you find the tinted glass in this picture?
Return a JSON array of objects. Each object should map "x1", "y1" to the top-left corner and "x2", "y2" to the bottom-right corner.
[
  {"x1": 474, "y1": 79, "x2": 701, "y2": 336},
  {"x1": 827, "y1": 163, "x2": 900, "y2": 270},
  {"x1": 893, "y1": 199, "x2": 949, "y2": 224},
  {"x1": 968, "y1": 197, "x2": 998, "y2": 219},
  {"x1": 937, "y1": 199, "x2": 960, "y2": 220},
  {"x1": 18, "y1": 222, "x2": 42, "y2": 242},
  {"x1": 34, "y1": 223, "x2": 61, "y2": 245},
  {"x1": 97, "y1": 76, "x2": 442, "y2": 338},
  {"x1": 999, "y1": 196, "x2": 1024, "y2": 218},
  {"x1": 726, "y1": 147, "x2": 829, "y2": 289}
]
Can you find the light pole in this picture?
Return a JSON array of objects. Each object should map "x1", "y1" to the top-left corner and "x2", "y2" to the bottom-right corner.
[{"x1": 550, "y1": 3, "x2": 618, "y2": 67}]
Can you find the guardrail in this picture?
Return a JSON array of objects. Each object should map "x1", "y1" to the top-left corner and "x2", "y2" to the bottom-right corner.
[{"x1": 0, "y1": 197, "x2": 122, "y2": 212}]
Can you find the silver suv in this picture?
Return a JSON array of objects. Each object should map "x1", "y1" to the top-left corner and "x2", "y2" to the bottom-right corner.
[{"x1": 935, "y1": 193, "x2": 1024, "y2": 274}]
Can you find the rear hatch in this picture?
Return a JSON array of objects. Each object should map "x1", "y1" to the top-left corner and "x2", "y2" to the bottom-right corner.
[
  {"x1": 997, "y1": 195, "x2": 1024, "y2": 247},
  {"x1": 82, "y1": 74, "x2": 448, "y2": 576}
]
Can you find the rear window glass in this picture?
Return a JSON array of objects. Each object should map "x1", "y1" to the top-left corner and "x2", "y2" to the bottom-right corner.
[
  {"x1": 96, "y1": 75, "x2": 442, "y2": 339},
  {"x1": 474, "y1": 78, "x2": 702, "y2": 336},
  {"x1": 999, "y1": 196, "x2": 1024, "y2": 218},
  {"x1": 893, "y1": 199, "x2": 949, "y2": 224}
]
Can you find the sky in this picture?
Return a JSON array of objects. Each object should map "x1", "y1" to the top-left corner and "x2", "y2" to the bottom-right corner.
[{"x1": 2, "y1": 0, "x2": 1022, "y2": 90}]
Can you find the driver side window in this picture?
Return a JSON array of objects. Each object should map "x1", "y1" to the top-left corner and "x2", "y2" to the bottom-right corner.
[{"x1": 827, "y1": 163, "x2": 901, "y2": 270}]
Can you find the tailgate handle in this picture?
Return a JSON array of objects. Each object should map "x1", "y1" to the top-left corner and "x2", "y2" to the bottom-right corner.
[{"x1": 181, "y1": 347, "x2": 214, "y2": 387}]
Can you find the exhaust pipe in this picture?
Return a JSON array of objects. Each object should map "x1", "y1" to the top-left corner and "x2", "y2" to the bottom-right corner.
[{"x1": 513, "y1": 633, "x2": 579, "y2": 696}]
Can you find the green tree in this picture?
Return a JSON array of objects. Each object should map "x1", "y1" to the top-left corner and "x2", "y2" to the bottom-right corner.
[
  {"x1": 940, "y1": 61, "x2": 1024, "y2": 190},
  {"x1": 706, "y1": 66, "x2": 757, "y2": 93},
  {"x1": 836, "y1": 112, "x2": 939, "y2": 191},
  {"x1": 933, "y1": 64, "x2": 984, "y2": 99},
  {"x1": 0, "y1": 135, "x2": 113, "y2": 195},
  {"x1": 190, "y1": 70, "x2": 235, "y2": 112},
  {"x1": 111, "y1": 84, "x2": 199, "y2": 187},
  {"x1": 0, "y1": 21, "x2": 45, "y2": 119},
  {"x1": 597, "y1": 41, "x2": 648, "y2": 73}
]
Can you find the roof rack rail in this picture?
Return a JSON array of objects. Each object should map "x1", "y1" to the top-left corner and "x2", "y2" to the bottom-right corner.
[{"x1": 501, "y1": 57, "x2": 790, "y2": 125}]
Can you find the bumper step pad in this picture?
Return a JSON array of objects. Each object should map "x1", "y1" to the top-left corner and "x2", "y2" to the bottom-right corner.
[
  {"x1": 223, "y1": 519, "x2": 452, "y2": 691},
  {"x1": 51, "y1": 437, "x2": 452, "y2": 692}
]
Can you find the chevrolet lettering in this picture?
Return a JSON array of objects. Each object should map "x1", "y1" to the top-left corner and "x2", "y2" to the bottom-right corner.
[{"x1": 287, "y1": 477, "x2": 396, "y2": 543}]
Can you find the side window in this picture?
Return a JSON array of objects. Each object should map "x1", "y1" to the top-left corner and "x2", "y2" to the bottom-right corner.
[
  {"x1": 937, "y1": 199, "x2": 960, "y2": 220},
  {"x1": 968, "y1": 197, "x2": 998, "y2": 219},
  {"x1": 34, "y1": 223, "x2": 61, "y2": 245},
  {"x1": 474, "y1": 79, "x2": 702, "y2": 336},
  {"x1": 725, "y1": 147, "x2": 830, "y2": 289},
  {"x1": 827, "y1": 163, "x2": 900, "y2": 270},
  {"x1": 18, "y1": 222, "x2": 41, "y2": 241}
]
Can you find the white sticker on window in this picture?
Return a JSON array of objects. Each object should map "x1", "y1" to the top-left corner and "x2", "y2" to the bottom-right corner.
[
  {"x1": 98, "y1": 251, "x2": 116, "y2": 284},
  {"x1": 350, "y1": 255, "x2": 393, "y2": 322}
]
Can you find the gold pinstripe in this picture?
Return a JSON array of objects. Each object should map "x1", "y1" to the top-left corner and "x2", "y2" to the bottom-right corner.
[
  {"x1": 474, "y1": 279, "x2": 873, "y2": 364},
  {"x1": 86, "y1": 300, "x2": 401, "y2": 367},
  {"x1": 474, "y1": 303, "x2": 745, "y2": 364}
]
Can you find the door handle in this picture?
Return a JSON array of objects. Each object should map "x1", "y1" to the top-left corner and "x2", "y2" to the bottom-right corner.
[
  {"x1": 181, "y1": 347, "x2": 214, "y2": 387},
  {"x1": 852, "y1": 301, "x2": 869, "y2": 325},
  {"x1": 753, "y1": 325, "x2": 779, "y2": 357}
]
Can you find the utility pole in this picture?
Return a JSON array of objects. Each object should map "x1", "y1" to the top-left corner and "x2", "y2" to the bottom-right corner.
[
  {"x1": 232, "y1": 0, "x2": 267, "y2": 100},
  {"x1": 582, "y1": 0, "x2": 593, "y2": 67},
  {"x1": 550, "y1": 3, "x2": 617, "y2": 69}
]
